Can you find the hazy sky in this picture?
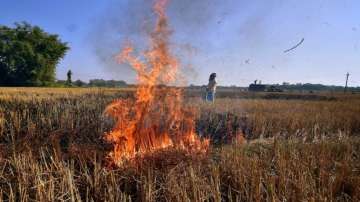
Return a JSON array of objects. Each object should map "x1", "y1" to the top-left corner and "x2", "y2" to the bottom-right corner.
[{"x1": 1, "y1": 0, "x2": 359, "y2": 86}]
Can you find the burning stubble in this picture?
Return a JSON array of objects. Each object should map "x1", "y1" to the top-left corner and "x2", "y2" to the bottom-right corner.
[{"x1": 104, "y1": 0, "x2": 209, "y2": 165}]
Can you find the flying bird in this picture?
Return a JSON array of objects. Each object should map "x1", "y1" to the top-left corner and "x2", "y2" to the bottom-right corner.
[{"x1": 284, "y1": 38, "x2": 305, "y2": 53}]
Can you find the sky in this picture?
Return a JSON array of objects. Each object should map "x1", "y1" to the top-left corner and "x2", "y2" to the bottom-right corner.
[{"x1": 1, "y1": 0, "x2": 359, "y2": 86}]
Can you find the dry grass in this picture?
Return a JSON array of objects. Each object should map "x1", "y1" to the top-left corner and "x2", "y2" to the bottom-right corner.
[
  {"x1": 0, "y1": 87, "x2": 360, "y2": 201},
  {"x1": 1, "y1": 140, "x2": 359, "y2": 201}
]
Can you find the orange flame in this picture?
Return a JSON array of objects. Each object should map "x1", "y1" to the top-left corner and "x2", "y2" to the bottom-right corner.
[{"x1": 104, "y1": 0, "x2": 209, "y2": 164}]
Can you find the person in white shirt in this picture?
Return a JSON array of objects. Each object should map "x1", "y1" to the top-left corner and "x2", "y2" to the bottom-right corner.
[{"x1": 206, "y1": 73, "x2": 217, "y2": 102}]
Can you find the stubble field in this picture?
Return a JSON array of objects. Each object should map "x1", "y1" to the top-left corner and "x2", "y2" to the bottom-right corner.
[{"x1": 0, "y1": 88, "x2": 359, "y2": 201}]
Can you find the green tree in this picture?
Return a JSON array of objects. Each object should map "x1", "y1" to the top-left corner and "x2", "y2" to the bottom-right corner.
[{"x1": 0, "y1": 22, "x2": 69, "y2": 86}]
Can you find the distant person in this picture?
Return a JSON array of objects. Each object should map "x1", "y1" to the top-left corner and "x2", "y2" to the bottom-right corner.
[{"x1": 206, "y1": 73, "x2": 217, "y2": 102}]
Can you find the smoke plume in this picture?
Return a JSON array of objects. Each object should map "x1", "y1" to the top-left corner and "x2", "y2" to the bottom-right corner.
[
  {"x1": 90, "y1": 0, "x2": 277, "y2": 83},
  {"x1": 90, "y1": 0, "x2": 232, "y2": 82}
]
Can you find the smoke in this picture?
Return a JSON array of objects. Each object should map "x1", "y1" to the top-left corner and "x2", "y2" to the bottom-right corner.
[
  {"x1": 90, "y1": 0, "x2": 232, "y2": 82},
  {"x1": 90, "y1": 0, "x2": 278, "y2": 83}
]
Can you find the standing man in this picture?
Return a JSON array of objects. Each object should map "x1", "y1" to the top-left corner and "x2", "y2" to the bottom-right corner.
[{"x1": 206, "y1": 73, "x2": 217, "y2": 102}]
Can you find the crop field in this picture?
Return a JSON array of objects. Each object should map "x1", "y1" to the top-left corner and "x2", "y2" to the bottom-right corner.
[{"x1": 0, "y1": 88, "x2": 360, "y2": 201}]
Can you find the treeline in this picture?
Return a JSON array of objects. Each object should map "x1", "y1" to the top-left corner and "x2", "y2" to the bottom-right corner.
[
  {"x1": 56, "y1": 79, "x2": 128, "y2": 88},
  {"x1": 275, "y1": 83, "x2": 360, "y2": 92}
]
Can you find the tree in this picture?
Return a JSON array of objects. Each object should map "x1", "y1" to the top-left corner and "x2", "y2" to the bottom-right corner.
[
  {"x1": 0, "y1": 22, "x2": 69, "y2": 86},
  {"x1": 88, "y1": 79, "x2": 127, "y2": 87},
  {"x1": 66, "y1": 70, "x2": 72, "y2": 86},
  {"x1": 73, "y1": 79, "x2": 86, "y2": 87}
]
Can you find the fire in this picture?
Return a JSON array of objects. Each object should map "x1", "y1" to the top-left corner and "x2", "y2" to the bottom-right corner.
[{"x1": 104, "y1": 0, "x2": 209, "y2": 164}]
